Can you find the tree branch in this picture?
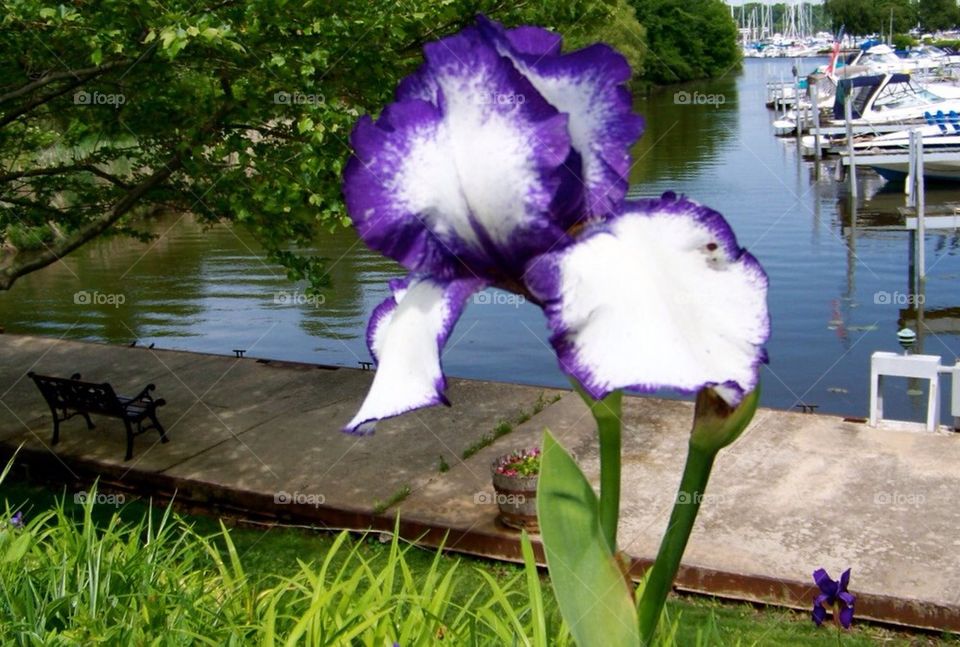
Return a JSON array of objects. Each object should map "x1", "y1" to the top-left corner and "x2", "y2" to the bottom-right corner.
[
  {"x1": 0, "y1": 71, "x2": 106, "y2": 129},
  {"x1": 0, "y1": 153, "x2": 183, "y2": 290},
  {"x1": 0, "y1": 61, "x2": 126, "y2": 105},
  {"x1": 0, "y1": 163, "x2": 133, "y2": 189},
  {"x1": 0, "y1": 195, "x2": 71, "y2": 216}
]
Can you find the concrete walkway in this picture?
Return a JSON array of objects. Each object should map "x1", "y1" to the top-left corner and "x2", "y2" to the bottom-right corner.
[{"x1": 2, "y1": 333, "x2": 959, "y2": 631}]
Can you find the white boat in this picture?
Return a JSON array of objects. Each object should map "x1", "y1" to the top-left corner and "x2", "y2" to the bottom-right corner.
[
  {"x1": 775, "y1": 72, "x2": 960, "y2": 136},
  {"x1": 800, "y1": 111, "x2": 960, "y2": 156},
  {"x1": 845, "y1": 44, "x2": 960, "y2": 75},
  {"x1": 842, "y1": 147, "x2": 960, "y2": 182},
  {"x1": 854, "y1": 114, "x2": 960, "y2": 152}
]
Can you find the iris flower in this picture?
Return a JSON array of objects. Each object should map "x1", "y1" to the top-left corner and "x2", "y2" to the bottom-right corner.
[
  {"x1": 341, "y1": 16, "x2": 769, "y2": 434},
  {"x1": 812, "y1": 567, "x2": 855, "y2": 628}
]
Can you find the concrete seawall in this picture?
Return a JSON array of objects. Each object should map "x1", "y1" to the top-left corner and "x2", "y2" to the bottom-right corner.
[{"x1": 2, "y1": 333, "x2": 959, "y2": 631}]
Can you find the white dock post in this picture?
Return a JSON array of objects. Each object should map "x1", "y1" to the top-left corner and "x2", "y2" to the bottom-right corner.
[
  {"x1": 906, "y1": 129, "x2": 916, "y2": 207},
  {"x1": 811, "y1": 80, "x2": 821, "y2": 163},
  {"x1": 952, "y1": 360, "x2": 960, "y2": 430},
  {"x1": 795, "y1": 69, "x2": 803, "y2": 137},
  {"x1": 844, "y1": 94, "x2": 857, "y2": 199},
  {"x1": 916, "y1": 133, "x2": 926, "y2": 281},
  {"x1": 781, "y1": 74, "x2": 788, "y2": 118}
]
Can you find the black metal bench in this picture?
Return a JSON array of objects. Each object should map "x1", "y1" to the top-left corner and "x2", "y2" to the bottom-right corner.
[{"x1": 27, "y1": 372, "x2": 168, "y2": 460}]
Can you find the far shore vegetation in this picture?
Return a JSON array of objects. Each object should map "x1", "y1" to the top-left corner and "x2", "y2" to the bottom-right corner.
[{"x1": 0, "y1": 0, "x2": 740, "y2": 291}]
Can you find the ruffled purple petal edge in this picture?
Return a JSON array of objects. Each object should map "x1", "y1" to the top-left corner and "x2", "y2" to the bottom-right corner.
[{"x1": 477, "y1": 15, "x2": 644, "y2": 218}]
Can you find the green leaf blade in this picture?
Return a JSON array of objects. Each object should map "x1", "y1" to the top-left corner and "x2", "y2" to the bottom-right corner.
[{"x1": 538, "y1": 429, "x2": 640, "y2": 647}]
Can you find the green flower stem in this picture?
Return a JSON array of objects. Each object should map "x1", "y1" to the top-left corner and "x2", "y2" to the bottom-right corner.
[
  {"x1": 636, "y1": 441, "x2": 716, "y2": 644},
  {"x1": 596, "y1": 395, "x2": 623, "y2": 554},
  {"x1": 637, "y1": 387, "x2": 759, "y2": 645},
  {"x1": 574, "y1": 384, "x2": 623, "y2": 554}
]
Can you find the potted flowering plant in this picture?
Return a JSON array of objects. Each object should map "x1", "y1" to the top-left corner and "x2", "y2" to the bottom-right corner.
[{"x1": 491, "y1": 448, "x2": 540, "y2": 531}]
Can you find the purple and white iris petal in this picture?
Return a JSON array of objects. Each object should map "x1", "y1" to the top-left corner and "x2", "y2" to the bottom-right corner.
[
  {"x1": 345, "y1": 27, "x2": 578, "y2": 279},
  {"x1": 478, "y1": 16, "x2": 645, "y2": 220},
  {"x1": 525, "y1": 194, "x2": 769, "y2": 405},
  {"x1": 343, "y1": 276, "x2": 487, "y2": 435},
  {"x1": 503, "y1": 24, "x2": 563, "y2": 57}
]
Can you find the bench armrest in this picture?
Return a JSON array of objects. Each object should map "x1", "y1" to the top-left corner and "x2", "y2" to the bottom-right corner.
[{"x1": 126, "y1": 384, "x2": 159, "y2": 406}]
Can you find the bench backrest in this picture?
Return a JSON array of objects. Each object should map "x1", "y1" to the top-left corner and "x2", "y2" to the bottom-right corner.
[{"x1": 28, "y1": 372, "x2": 123, "y2": 416}]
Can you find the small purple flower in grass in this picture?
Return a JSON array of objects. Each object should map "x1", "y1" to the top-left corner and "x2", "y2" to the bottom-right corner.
[
  {"x1": 9, "y1": 511, "x2": 23, "y2": 529},
  {"x1": 812, "y1": 567, "x2": 855, "y2": 629},
  {"x1": 340, "y1": 15, "x2": 769, "y2": 435}
]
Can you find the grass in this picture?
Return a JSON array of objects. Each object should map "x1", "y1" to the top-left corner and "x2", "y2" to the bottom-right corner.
[
  {"x1": 372, "y1": 484, "x2": 411, "y2": 514},
  {"x1": 461, "y1": 391, "x2": 563, "y2": 460},
  {"x1": 438, "y1": 455, "x2": 450, "y2": 473},
  {"x1": 462, "y1": 420, "x2": 514, "y2": 460},
  {"x1": 2, "y1": 475, "x2": 959, "y2": 645}
]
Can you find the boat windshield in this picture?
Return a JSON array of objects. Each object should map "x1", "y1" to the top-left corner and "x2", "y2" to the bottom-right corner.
[
  {"x1": 864, "y1": 51, "x2": 903, "y2": 68},
  {"x1": 870, "y1": 80, "x2": 941, "y2": 111}
]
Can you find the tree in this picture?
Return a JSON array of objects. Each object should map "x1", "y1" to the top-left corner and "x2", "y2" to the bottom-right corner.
[
  {"x1": 0, "y1": 1, "x2": 644, "y2": 291},
  {"x1": 918, "y1": 0, "x2": 959, "y2": 32},
  {"x1": 631, "y1": 0, "x2": 740, "y2": 84},
  {"x1": 823, "y1": 0, "x2": 882, "y2": 36},
  {"x1": 879, "y1": 1, "x2": 920, "y2": 36}
]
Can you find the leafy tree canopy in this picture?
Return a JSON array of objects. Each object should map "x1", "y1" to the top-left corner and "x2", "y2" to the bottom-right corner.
[
  {"x1": 825, "y1": 0, "x2": 960, "y2": 36},
  {"x1": 0, "y1": 0, "x2": 727, "y2": 291},
  {"x1": 918, "y1": 0, "x2": 959, "y2": 32},
  {"x1": 630, "y1": 0, "x2": 741, "y2": 85}
]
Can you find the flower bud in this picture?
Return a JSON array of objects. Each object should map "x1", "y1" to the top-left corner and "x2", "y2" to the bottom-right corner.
[{"x1": 690, "y1": 385, "x2": 760, "y2": 453}]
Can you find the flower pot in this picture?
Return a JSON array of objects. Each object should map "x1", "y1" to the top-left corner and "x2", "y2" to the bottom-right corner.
[{"x1": 491, "y1": 469, "x2": 539, "y2": 532}]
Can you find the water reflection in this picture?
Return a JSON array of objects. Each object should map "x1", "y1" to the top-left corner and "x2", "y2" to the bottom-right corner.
[{"x1": 630, "y1": 74, "x2": 739, "y2": 185}]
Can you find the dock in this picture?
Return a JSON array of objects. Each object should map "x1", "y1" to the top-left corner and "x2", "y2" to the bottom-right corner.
[{"x1": 2, "y1": 333, "x2": 960, "y2": 631}]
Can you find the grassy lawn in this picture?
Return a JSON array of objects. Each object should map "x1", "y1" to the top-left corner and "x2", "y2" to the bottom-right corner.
[{"x1": 2, "y1": 477, "x2": 958, "y2": 646}]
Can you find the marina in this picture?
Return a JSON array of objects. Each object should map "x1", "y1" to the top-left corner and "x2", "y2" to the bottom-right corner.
[{"x1": 3, "y1": 57, "x2": 960, "y2": 429}]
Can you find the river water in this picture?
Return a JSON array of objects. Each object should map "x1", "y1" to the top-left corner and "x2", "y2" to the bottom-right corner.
[{"x1": 3, "y1": 58, "x2": 959, "y2": 423}]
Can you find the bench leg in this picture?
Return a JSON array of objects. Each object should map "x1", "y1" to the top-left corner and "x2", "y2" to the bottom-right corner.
[
  {"x1": 151, "y1": 412, "x2": 168, "y2": 444},
  {"x1": 81, "y1": 412, "x2": 95, "y2": 430},
  {"x1": 51, "y1": 418, "x2": 60, "y2": 446},
  {"x1": 123, "y1": 420, "x2": 134, "y2": 461}
]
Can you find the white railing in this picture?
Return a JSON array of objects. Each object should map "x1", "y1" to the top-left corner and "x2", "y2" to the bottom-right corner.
[{"x1": 869, "y1": 351, "x2": 960, "y2": 432}]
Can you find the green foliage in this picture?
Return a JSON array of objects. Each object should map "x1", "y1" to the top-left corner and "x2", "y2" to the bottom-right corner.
[
  {"x1": 0, "y1": 1, "x2": 747, "y2": 290},
  {"x1": 493, "y1": 447, "x2": 541, "y2": 476},
  {"x1": 3, "y1": 223, "x2": 53, "y2": 251},
  {"x1": 462, "y1": 420, "x2": 514, "y2": 459},
  {"x1": 631, "y1": 0, "x2": 741, "y2": 84},
  {"x1": 1, "y1": 483, "x2": 556, "y2": 644},
  {"x1": 372, "y1": 485, "x2": 411, "y2": 514},
  {"x1": 884, "y1": 1, "x2": 921, "y2": 35},
  {"x1": 0, "y1": 0, "x2": 647, "y2": 290},
  {"x1": 1, "y1": 473, "x2": 955, "y2": 645},
  {"x1": 825, "y1": 0, "x2": 921, "y2": 36},
  {"x1": 563, "y1": 0, "x2": 648, "y2": 79},
  {"x1": 893, "y1": 33, "x2": 919, "y2": 50},
  {"x1": 919, "y1": 0, "x2": 959, "y2": 32},
  {"x1": 537, "y1": 429, "x2": 640, "y2": 646}
]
